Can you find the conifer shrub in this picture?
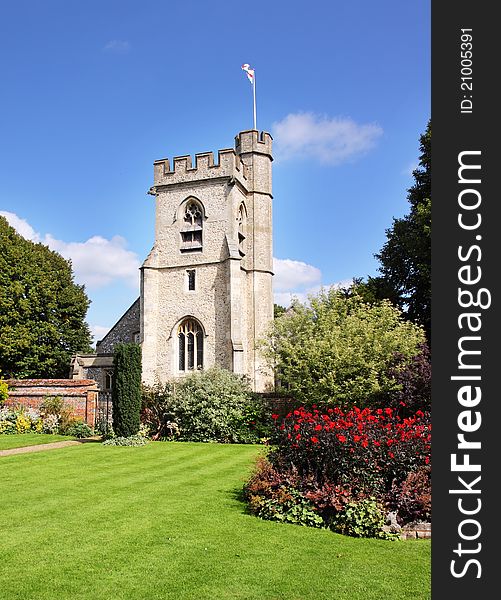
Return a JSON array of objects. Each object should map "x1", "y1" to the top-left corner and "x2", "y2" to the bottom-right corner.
[{"x1": 112, "y1": 343, "x2": 142, "y2": 437}]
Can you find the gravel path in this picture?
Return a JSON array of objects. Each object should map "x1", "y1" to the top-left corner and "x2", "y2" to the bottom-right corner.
[{"x1": 0, "y1": 438, "x2": 100, "y2": 457}]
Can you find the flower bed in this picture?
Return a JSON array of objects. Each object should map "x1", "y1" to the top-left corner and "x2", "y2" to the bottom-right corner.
[
  {"x1": 244, "y1": 405, "x2": 431, "y2": 538},
  {"x1": 0, "y1": 401, "x2": 93, "y2": 438}
]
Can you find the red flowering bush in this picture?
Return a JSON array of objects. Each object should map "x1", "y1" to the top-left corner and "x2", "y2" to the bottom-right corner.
[
  {"x1": 244, "y1": 406, "x2": 431, "y2": 534},
  {"x1": 269, "y1": 406, "x2": 431, "y2": 498}
]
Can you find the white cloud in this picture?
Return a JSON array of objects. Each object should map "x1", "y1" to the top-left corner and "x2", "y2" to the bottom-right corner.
[
  {"x1": 0, "y1": 211, "x2": 40, "y2": 242},
  {"x1": 1, "y1": 211, "x2": 140, "y2": 290},
  {"x1": 104, "y1": 40, "x2": 130, "y2": 53},
  {"x1": 45, "y1": 234, "x2": 140, "y2": 289},
  {"x1": 90, "y1": 324, "x2": 111, "y2": 345},
  {"x1": 272, "y1": 112, "x2": 383, "y2": 165},
  {"x1": 273, "y1": 256, "x2": 353, "y2": 308},
  {"x1": 273, "y1": 257, "x2": 321, "y2": 292}
]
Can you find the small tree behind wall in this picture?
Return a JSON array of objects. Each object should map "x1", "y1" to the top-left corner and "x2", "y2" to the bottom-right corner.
[{"x1": 112, "y1": 343, "x2": 142, "y2": 437}]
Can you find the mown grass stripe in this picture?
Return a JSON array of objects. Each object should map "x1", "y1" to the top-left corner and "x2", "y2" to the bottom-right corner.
[{"x1": 0, "y1": 441, "x2": 429, "y2": 600}]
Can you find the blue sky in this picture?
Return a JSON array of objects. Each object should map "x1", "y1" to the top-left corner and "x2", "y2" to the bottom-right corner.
[{"x1": 0, "y1": 0, "x2": 430, "y2": 344}]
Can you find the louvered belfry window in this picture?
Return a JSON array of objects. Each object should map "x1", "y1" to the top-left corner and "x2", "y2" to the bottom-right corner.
[{"x1": 181, "y1": 202, "x2": 203, "y2": 252}]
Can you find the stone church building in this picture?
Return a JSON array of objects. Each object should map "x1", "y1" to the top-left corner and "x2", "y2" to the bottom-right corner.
[{"x1": 70, "y1": 130, "x2": 274, "y2": 392}]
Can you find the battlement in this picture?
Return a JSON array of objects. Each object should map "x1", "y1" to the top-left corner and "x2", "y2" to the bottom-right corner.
[
  {"x1": 152, "y1": 130, "x2": 272, "y2": 188},
  {"x1": 235, "y1": 130, "x2": 273, "y2": 158},
  {"x1": 153, "y1": 148, "x2": 244, "y2": 187}
]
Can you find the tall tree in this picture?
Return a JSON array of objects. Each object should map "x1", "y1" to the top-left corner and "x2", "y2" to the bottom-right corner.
[
  {"x1": 376, "y1": 121, "x2": 431, "y2": 339},
  {"x1": 0, "y1": 216, "x2": 93, "y2": 378}
]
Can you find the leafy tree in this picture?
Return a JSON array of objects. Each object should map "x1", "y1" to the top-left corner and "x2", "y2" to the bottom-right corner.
[
  {"x1": 274, "y1": 304, "x2": 286, "y2": 319},
  {"x1": 0, "y1": 216, "x2": 92, "y2": 378},
  {"x1": 350, "y1": 276, "x2": 402, "y2": 308},
  {"x1": 112, "y1": 343, "x2": 142, "y2": 437},
  {"x1": 261, "y1": 288, "x2": 425, "y2": 407},
  {"x1": 375, "y1": 121, "x2": 431, "y2": 339}
]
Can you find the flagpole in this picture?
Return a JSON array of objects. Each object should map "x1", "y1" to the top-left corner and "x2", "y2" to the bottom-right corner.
[
  {"x1": 242, "y1": 64, "x2": 257, "y2": 130},
  {"x1": 253, "y1": 72, "x2": 257, "y2": 130}
]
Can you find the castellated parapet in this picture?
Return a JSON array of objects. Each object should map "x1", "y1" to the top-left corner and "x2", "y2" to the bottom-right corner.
[
  {"x1": 141, "y1": 130, "x2": 274, "y2": 392},
  {"x1": 153, "y1": 149, "x2": 246, "y2": 187},
  {"x1": 151, "y1": 131, "x2": 272, "y2": 194}
]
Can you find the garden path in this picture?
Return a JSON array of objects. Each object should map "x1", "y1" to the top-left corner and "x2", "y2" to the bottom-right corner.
[{"x1": 0, "y1": 437, "x2": 100, "y2": 457}]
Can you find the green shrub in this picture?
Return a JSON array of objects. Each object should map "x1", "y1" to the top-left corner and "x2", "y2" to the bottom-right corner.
[
  {"x1": 112, "y1": 344, "x2": 142, "y2": 437},
  {"x1": 251, "y1": 488, "x2": 325, "y2": 528},
  {"x1": 236, "y1": 399, "x2": 273, "y2": 443},
  {"x1": 169, "y1": 367, "x2": 257, "y2": 443},
  {"x1": 64, "y1": 421, "x2": 94, "y2": 438},
  {"x1": 331, "y1": 499, "x2": 397, "y2": 540},
  {"x1": 0, "y1": 375, "x2": 8, "y2": 405},
  {"x1": 141, "y1": 369, "x2": 270, "y2": 444},
  {"x1": 41, "y1": 396, "x2": 76, "y2": 433},
  {"x1": 244, "y1": 456, "x2": 324, "y2": 528},
  {"x1": 141, "y1": 382, "x2": 177, "y2": 440},
  {"x1": 172, "y1": 367, "x2": 252, "y2": 443},
  {"x1": 41, "y1": 396, "x2": 65, "y2": 416}
]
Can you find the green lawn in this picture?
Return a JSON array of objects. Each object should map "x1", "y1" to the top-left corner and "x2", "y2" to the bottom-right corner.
[
  {"x1": 0, "y1": 442, "x2": 430, "y2": 600},
  {"x1": 0, "y1": 433, "x2": 77, "y2": 450}
]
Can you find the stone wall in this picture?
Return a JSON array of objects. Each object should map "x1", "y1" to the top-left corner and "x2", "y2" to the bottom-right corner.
[
  {"x1": 96, "y1": 298, "x2": 140, "y2": 353},
  {"x1": 400, "y1": 522, "x2": 431, "y2": 539},
  {"x1": 5, "y1": 379, "x2": 98, "y2": 426}
]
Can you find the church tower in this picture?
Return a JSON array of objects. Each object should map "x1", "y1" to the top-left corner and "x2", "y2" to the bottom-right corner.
[{"x1": 140, "y1": 130, "x2": 274, "y2": 392}]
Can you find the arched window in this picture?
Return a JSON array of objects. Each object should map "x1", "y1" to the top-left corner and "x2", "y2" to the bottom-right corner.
[
  {"x1": 178, "y1": 318, "x2": 204, "y2": 371},
  {"x1": 237, "y1": 204, "x2": 246, "y2": 256},
  {"x1": 180, "y1": 200, "x2": 203, "y2": 252}
]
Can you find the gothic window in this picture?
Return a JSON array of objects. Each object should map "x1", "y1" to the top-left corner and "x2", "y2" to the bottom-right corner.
[
  {"x1": 181, "y1": 201, "x2": 203, "y2": 252},
  {"x1": 187, "y1": 269, "x2": 196, "y2": 291},
  {"x1": 178, "y1": 318, "x2": 204, "y2": 371},
  {"x1": 237, "y1": 204, "x2": 246, "y2": 256},
  {"x1": 104, "y1": 371, "x2": 113, "y2": 391}
]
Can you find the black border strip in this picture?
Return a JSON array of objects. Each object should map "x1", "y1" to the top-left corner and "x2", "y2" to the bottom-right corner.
[{"x1": 432, "y1": 2, "x2": 498, "y2": 596}]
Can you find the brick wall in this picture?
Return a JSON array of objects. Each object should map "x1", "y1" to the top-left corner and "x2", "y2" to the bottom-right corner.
[{"x1": 5, "y1": 379, "x2": 98, "y2": 426}]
